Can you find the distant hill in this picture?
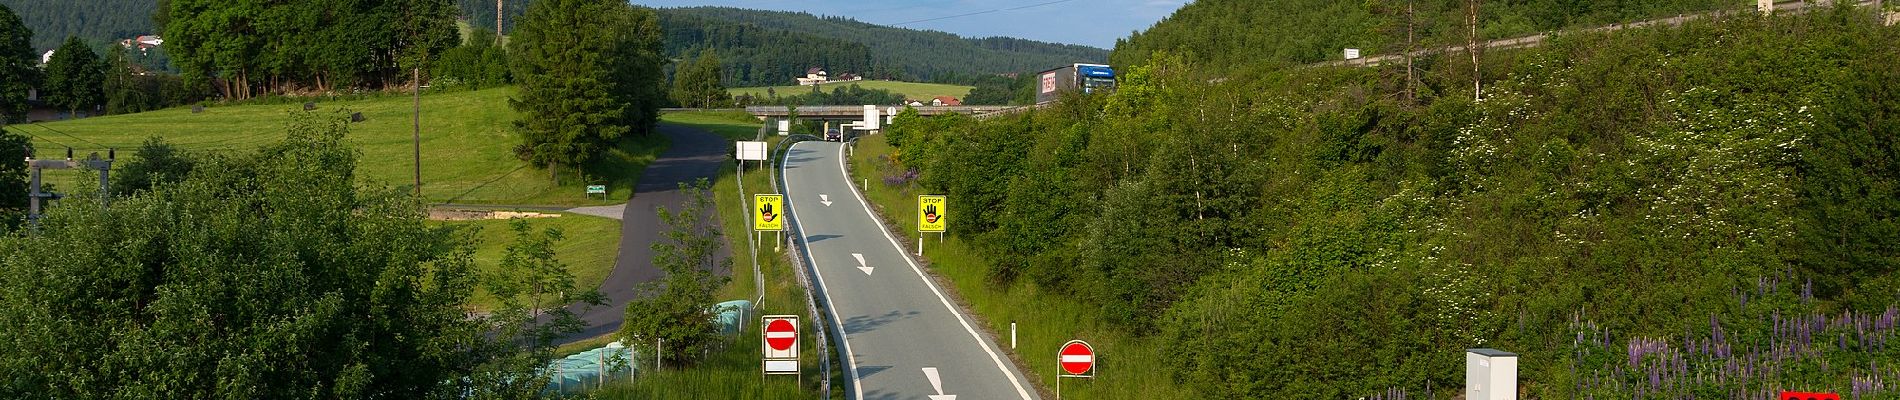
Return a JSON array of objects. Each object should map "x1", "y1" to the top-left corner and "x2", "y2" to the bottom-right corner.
[
  {"x1": 456, "y1": 4, "x2": 1109, "y2": 87},
  {"x1": 0, "y1": 0, "x2": 155, "y2": 51},
  {"x1": 657, "y1": 7, "x2": 1107, "y2": 85},
  {"x1": 1111, "y1": 0, "x2": 1735, "y2": 71}
]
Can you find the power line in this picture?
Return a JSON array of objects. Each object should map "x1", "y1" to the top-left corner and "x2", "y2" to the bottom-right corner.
[
  {"x1": 889, "y1": 0, "x2": 1079, "y2": 27},
  {"x1": 6, "y1": 126, "x2": 71, "y2": 150},
  {"x1": 29, "y1": 123, "x2": 107, "y2": 149}
]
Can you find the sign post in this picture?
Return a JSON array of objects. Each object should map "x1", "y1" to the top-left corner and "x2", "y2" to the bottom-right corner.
[
  {"x1": 1056, "y1": 340, "x2": 1095, "y2": 400},
  {"x1": 763, "y1": 315, "x2": 800, "y2": 382},
  {"x1": 917, "y1": 195, "x2": 946, "y2": 256}
]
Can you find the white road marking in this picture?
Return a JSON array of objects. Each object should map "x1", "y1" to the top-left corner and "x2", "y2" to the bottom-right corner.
[
  {"x1": 831, "y1": 144, "x2": 1035, "y2": 400},
  {"x1": 852, "y1": 253, "x2": 873, "y2": 275},
  {"x1": 785, "y1": 142, "x2": 865, "y2": 399},
  {"x1": 924, "y1": 367, "x2": 957, "y2": 400},
  {"x1": 821, "y1": 194, "x2": 833, "y2": 207}
]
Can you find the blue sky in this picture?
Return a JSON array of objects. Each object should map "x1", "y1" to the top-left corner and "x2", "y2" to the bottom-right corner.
[{"x1": 630, "y1": 0, "x2": 1190, "y2": 49}]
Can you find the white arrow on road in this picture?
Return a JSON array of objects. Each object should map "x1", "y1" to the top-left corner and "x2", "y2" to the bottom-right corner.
[
  {"x1": 852, "y1": 253, "x2": 872, "y2": 275},
  {"x1": 820, "y1": 194, "x2": 833, "y2": 207},
  {"x1": 922, "y1": 367, "x2": 955, "y2": 400}
]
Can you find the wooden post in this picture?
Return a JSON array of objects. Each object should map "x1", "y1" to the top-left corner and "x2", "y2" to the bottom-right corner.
[{"x1": 413, "y1": 68, "x2": 422, "y2": 197}]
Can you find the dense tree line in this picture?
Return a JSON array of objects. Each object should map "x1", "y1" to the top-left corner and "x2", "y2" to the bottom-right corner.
[
  {"x1": 455, "y1": 2, "x2": 1106, "y2": 86},
  {"x1": 1112, "y1": 0, "x2": 1734, "y2": 71},
  {"x1": 431, "y1": 28, "x2": 511, "y2": 91},
  {"x1": 741, "y1": 83, "x2": 907, "y2": 107},
  {"x1": 160, "y1": 0, "x2": 460, "y2": 100},
  {"x1": 0, "y1": 113, "x2": 594, "y2": 397},
  {"x1": 662, "y1": 7, "x2": 1107, "y2": 84},
  {"x1": 657, "y1": 11, "x2": 876, "y2": 88},
  {"x1": 508, "y1": 0, "x2": 665, "y2": 183},
  {"x1": 0, "y1": 0, "x2": 154, "y2": 51},
  {"x1": 887, "y1": 6, "x2": 1900, "y2": 397}
]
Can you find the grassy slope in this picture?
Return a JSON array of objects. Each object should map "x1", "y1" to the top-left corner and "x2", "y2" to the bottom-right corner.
[
  {"x1": 594, "y1": 115, "x2": 839, "y2": 398},
  {"x1": 846, "y1": 133, "x2": 1186, "y2": 399},
  {"x1": 730, "y1": 80, "x2": 974, "y2": 102},
  {"x1": 660, "y1": 111, "x2": 765, "y2": 141},
  {"x1": 430, "y1": 213, "x2": 623, "y2": 311},
  {"x1": 17, "y1": 88, "x2": 663, "y2": 206}
]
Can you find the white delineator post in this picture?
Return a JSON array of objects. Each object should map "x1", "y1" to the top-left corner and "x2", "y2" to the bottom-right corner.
[{"x1": 1466, "y1": 348, "x2": 1519, "y2": 400}]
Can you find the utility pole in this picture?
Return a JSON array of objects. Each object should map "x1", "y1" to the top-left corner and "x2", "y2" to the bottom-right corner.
[
  {"x1": 497, "y1": 0, "x2": 505, "y2": 43},
  {"x1": 413, "y1": 67, "x2": 422, "y2": 198},
  {"x1": 23, "y1": 148, "x2": 112, "y2": 232},
  {"x1": 1468, "y1": 0, "x2": 1482, "y2": 102}
]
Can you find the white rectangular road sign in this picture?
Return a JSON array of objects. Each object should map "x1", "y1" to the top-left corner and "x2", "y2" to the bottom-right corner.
[
  {"x1": 585, "y1": 185, "x2": 606, "y2": 194},
  {"x1": 764, "y1": 359, "x2": 799, "y2": 374},
  {"x1": 737, "y1": 141, "x2": 769, "y2": 161}
]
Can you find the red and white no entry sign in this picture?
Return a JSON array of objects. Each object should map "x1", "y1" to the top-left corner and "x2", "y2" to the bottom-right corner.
[
  {"x1": 1059, "y1": 340, "x2": 1094, "y2": 377},
  {"x1": 766, "y1": 318, "x2": 797, "y2": 351},
  {"x1": 762, "y1": 315, "x2": 799, "y2": 366}
]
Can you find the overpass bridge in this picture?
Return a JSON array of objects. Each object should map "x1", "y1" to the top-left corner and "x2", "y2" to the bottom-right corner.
[{"x1": 744, "y1": 105, "x2": 1017, "y2": 119}]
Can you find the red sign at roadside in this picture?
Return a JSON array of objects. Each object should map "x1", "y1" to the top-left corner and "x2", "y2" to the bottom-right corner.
[
  {"x1": 1060, "y1": 340, "x2": 1094, "y2": 377},
  {"x1": 1781, "y1": 392, "x2": 1840, "y2": 400}
]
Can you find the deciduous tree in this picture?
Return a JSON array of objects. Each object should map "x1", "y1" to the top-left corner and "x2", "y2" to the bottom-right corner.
[{"x1": 43, "y1": 36, "x2": 103, "y2": 118}]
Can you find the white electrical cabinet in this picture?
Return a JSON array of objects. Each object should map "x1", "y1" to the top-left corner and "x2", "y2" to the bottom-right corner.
[{"x1": 1466, "y1": 348, "x2": 1518, "y2": 400}]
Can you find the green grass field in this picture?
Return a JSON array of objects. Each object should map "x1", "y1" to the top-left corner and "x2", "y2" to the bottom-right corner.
[
  {"x1": 730, "y1": 80, "x2": 973, "y2": 102},
  {"x1": 13, "y1": 88, "x2": 664, "y2": 207},
  {"x1": 659, "y1": 111, "x2": 765, "y2": 142},
  {"x1": 430, "y1": 213, "x2": 623, "y2": 311},
  {"x1": 846, "y1": 133, "x2": 1187, "y2": 399}
]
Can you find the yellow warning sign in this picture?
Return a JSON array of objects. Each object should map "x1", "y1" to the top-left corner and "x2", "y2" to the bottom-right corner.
[
  {"x1": 755, "y1": 194, "x2": 784, "y2": 231},
  {"x1": 918, "y1": 195, "x2": 947, "y2": 233}
]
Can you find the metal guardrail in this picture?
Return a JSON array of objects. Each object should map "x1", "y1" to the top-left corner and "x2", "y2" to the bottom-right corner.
[{"x1": 771, "y1": 133, "x2": 832, "y2": 399}]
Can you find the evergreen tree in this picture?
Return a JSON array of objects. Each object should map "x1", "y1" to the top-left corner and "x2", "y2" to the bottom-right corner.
[
  {"x1": 509, "y1": 0, "x2": 664, "y2": 182},
  {"x1": 43, "y1": 36, "x2": 102, "y2": 118},
  {"x1": 0, "y1": 4, "x2": 33, "y2": 123}
]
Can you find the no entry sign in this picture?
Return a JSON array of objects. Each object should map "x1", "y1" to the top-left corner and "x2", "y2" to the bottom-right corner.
[
  {"x1": 1059, "y1": 340, "x2": 1094, "y2": 377},
  {"x1": 762, "y1": 315, "x2": 799, "y2": 374}
]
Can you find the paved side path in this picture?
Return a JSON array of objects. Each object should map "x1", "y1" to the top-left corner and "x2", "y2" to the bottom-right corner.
[{"x1": 557, "y1": 123, "x2": 729, "y2": 344}]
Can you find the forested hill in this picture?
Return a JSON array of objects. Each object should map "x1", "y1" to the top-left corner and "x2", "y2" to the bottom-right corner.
[
  {"x1": 655, "y1": 7, "x2": 1107, "y2": 84},
  {"x1": 0, "y1": 0, "x2": 155, "y2": 50},
  {"x1": 655, "y1": 10, "x2": 875, "y2": 87},
  {"x1": 1111, "y1": 0, "x2": 1733, "y2": 70},
  {"x1": 457, "y1": 3, "x2": 1109, "y2": 86}
]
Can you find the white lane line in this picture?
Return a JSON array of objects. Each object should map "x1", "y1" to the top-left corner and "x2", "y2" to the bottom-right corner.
[
  {"x1": 832, "y1": 144, "x2": 1035, "y2": 399},
  {"x1": 786, "y1": 141, "x2": 866, "y2": 400}
]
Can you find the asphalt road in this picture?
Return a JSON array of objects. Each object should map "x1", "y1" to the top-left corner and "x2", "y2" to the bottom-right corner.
[
  {"x1": 557, "y1": 123, "x2": 729, "y2": 344},
  {"x1": 782, "y1": 141, "x2": 1037, "y2": 400}
]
